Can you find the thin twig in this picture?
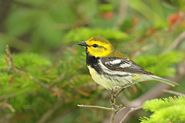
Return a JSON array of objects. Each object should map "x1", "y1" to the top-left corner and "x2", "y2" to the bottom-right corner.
[
  {"x1": 112, "y1": 87, "x2": 128, "y2": 122},
  {"x1": 0, "y1": 101, "x2": 15, "y2": 112},
  {"x1": 110, "y1": 88, "x2": 125, "y2": 123},
  {"x1": 119, "y1": 106, "x2": 141, "y2": 123},
  {"x1": 165, "y1": 31, "x2": 185, "y2": 53},
  {"x1": 163, "y1": 90, "x2": 185, "y2": 96},
  {"x1": 37, "y1": 99, "x2": 63, "y2": 123},
  {"x1": 77, "y1": 104, "x2": 114, "y2": 111},
  {"x1": 5, "y1": 45, "x2": 15, "y2": 72},
  {"x1": 111, "y1": 111, "x2": 117, "y2": 123},
  {"x1": 110, "y1": 90, "x2": 117, "y2": 122},
  {"x1": 115, "y1": 0, "x2": 128, "y2": 29}
]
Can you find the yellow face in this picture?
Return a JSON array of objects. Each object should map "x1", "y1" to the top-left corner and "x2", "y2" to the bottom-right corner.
[{"x1": 85, "y1": 37, "x2": 113, "y2": 57}]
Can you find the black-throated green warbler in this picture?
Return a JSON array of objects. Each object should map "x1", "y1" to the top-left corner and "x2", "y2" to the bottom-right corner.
[{"x1": 78, "y1": 37, "x2": 175, "y2": 90}]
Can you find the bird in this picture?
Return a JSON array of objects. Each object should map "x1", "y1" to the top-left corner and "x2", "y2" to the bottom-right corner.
[{"x1": 78, "y1": 37, "x2": 176, "y2": 91}]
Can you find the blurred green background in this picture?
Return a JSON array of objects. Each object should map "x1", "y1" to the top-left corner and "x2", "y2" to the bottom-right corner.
[{"x1": 0, "y1": 0, "x2": 185, "y2": 123}]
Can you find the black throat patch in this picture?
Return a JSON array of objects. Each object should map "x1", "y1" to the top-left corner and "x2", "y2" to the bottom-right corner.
[{"x1": 86, "y1": 53, "x2": 102, "y2": 74}]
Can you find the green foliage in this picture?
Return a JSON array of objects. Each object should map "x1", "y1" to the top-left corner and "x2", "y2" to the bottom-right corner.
[
  {"x1": 65, "y1": 27, "x2": 128, "y2": 43},
  {"x1": 141, "y1": 96, "x2": 185, "y2": 123},
  {"x1": 14, "y1": 53, "x2": 50, "y2": 67},
  {"x1": 6, "y1": 8, "x2": 36, "y2": 37},
  {"x1": 0, "y1": 0, "x2": 185, "y2": 123},
  {"x1": 0, "y1": 48, "x2": 91, "y2": 114},
  {"x1": 135, "y1": 51, "x2": 184, "y2": 77},
  {"x1": 0, "y1": 53, "x2": 53, "y2": 111},
  {"x1": 128, "y1": 0, "x2": 176, "y2": 28}
]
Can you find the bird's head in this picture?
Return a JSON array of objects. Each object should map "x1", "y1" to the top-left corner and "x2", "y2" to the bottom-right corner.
[{"x1": 78, "y1": 37, "x2": 113, "y2": 57}]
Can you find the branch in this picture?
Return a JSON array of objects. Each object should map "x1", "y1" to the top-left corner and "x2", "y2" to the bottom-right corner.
[
  {"x1": 165, "y1": 31, "x2": 185, "y2": 52},
  {"x1": 0, "y1": 101, "x2": 15, "y2": 112},
  {"x1": 5, "y1": 45, "x2": 15, "y2": 72},
  {"x1": 114, "y1": 0, "x2": 128, "y2": 29},
  {"x1": 37, "y1": 99, "x2": 63, "y2": 123},
  {"x1": 77, "y1": 104, "x2": 114, "y2": 111},
  {"x1": 163, "y1": 90, "x2": 185, "y2": 96},
  {"x1": 119, "y1": 106, "x2": 141, "y2": 123}
]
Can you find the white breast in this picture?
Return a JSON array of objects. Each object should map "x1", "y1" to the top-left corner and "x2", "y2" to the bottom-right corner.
[{"x1": 87, "y1": 66, "x2": 113, "y2": 90}]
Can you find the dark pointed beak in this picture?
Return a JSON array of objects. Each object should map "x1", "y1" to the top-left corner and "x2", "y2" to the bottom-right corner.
[{"x1": 77, "y1": 41, "x2": 88, "y2": 47}]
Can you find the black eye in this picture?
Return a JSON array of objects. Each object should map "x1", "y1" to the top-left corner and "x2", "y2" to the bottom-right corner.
[{"x1": 92, "y1": 44, "x2": 98, "y2": 48}]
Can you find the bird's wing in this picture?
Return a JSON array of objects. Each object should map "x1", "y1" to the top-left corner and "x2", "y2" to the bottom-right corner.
[
  {"x1": 100, "y1": 57, "x2": 152, "y2": 75},
  {"x1": 100, "y1": 57, "x2": 176, "y2": 86}
]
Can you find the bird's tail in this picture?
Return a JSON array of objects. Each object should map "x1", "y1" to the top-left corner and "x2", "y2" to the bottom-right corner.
[{"x1": 150, "y1": 75, "x2": 177, "y2": 87}]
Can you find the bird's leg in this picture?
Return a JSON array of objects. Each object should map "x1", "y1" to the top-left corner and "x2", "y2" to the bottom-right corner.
[
  {"x1": 115, "y1": 87, "x2": 125, "y2": 98},
  {"x1": 110, "y1": 87, "x2": 125, "y2": 109},
  {"x1": 110, "y1": 89, "x2": 117, "y2": 123},
  {"x1": 110, "y1": 88, "x2": 118, "y2": 109},
  {"x1": 110, "y1": 87, "x2": 125, "y2": 123}
]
